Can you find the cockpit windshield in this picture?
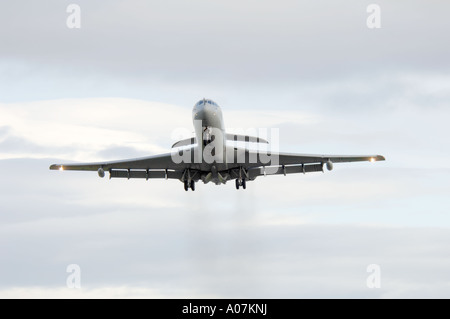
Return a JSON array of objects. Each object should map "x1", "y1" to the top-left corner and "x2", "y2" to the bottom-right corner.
[{"x1": 196, "y1": 99, "x2": 218, "y2": 107}]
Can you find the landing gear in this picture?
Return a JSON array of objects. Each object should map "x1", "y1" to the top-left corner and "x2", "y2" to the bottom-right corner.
[
  {"x1": 182, "y1": 168, "x2": 197, "y2": 191},
  {"x1": 235, "y1": 166, "x2": 248, "y2": 190},
  {"x1": 235, "y1": 178, "x2": 246, "y2": 190},
  {"x1": 184, "y1": 179, "x2": 195, "y2": 191}
]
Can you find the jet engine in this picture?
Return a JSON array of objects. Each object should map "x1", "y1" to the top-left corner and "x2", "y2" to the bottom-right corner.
[{"x1": 98, "y1": 168, "x2": 105, "y2": 178}]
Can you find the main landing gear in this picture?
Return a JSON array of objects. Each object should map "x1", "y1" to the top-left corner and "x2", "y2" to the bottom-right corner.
[
  {"x1": 184, "y1": 179, "x2": 195, "y2": 191},
  {"x1": 235, "y1": 178, "x2": 246, "y2": 190},
  {"x1": 182, "y1": 168, "x2": 197, "y2": 191}
]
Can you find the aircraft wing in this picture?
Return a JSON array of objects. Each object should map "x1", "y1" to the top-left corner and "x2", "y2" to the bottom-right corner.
[
  {"x1": 49, "y1": 151, "x2": 195, "y2": 180},
  {"x1": 276, "y1": 153, "x2": 385, "y2": 165},
  {"x1": 228, "y1": 149, "x2": 385, "y2": 180}
]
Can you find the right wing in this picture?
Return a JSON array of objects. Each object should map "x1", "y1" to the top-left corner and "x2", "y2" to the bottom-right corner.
[{"x1": 50, "y1": 149, "x2": 197, "y2": 180}]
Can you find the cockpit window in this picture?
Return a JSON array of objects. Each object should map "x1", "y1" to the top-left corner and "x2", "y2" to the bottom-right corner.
[{"x1": 196, "y1": 99, "x2": 218, "y2": 107}]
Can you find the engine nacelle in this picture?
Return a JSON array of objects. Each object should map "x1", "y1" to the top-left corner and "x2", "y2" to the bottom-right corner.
[
  {"x1": 326, "y1": 160, "x2": 333, "y2": 171},
  {"x1": 98, "y1": 168, "x2": 105, "y2": 178}
]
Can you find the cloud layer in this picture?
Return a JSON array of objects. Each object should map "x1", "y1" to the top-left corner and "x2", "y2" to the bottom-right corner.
[
  {"x1": 0, "y1": 95, "x2": 450, "y2": 298},
  {"x1": 1, "y1": 159, "x2": 449, "y2": 298},
  {"x1": 1, "y1": 1, "x2": 450, "y2": 298}
]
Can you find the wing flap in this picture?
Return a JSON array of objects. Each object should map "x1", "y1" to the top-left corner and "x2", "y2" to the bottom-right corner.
[
  {"x1": 108, "y1": 169, "x2": 183, "y2": 180},
  {"x1": 248, "y1": 163, "x2": 324, "y2": 179}
]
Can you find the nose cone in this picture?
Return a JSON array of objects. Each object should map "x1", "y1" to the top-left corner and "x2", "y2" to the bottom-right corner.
[
  {"x1": 192, "y1": 99, "x2": 224, "y2": 129},
  {"x1": 193, "y1": 102, "x2": 213, "y2": 121}
]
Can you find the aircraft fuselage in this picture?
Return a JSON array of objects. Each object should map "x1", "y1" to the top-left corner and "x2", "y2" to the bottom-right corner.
[{"x1": 191, "y1": 99, "x2": 229, "y2": 182}]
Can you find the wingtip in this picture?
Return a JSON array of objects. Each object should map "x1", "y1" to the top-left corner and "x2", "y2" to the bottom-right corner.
[
  {"x1": 49, "y1": 164, "x2": 60, "y2": 170},
  {"x1": 377, "y1": 155, "x2": 386, "y2": 161}
]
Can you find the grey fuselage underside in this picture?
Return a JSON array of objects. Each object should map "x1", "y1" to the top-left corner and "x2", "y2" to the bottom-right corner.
[{"x1": 191, "y1": 100, "x2": 229, "y2": 173}]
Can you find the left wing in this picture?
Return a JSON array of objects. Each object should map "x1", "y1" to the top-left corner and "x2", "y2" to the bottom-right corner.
[
  {"x1": 277, "y1": 153, "x2": 385, "y2": 165},
  {"x1": 225, "y1": 148, "x2": 385, "y2": 180}
]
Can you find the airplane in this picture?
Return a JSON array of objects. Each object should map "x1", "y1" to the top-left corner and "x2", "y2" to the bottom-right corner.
[{"x1": 50, "y1": 99, "x2": 385, "y2": 191}]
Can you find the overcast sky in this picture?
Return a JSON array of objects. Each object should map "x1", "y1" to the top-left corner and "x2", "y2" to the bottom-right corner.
[{"x1": 1, "y1": 0, "x2": 450, "y2": 298}]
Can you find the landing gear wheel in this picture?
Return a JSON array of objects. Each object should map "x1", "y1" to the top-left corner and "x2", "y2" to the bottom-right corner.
[
  {"x1": 235, "y1": 179, "x2": 240, "y2": 190},
  {"x1": 242, "y1": 179, "x2": 246, "y2": 189},
  {"x1": 190, "y1": 180, "x2": 195, "y2": 191},
  {"x1": 184, "y1": 180, "x2": 189, "y2": 191}
]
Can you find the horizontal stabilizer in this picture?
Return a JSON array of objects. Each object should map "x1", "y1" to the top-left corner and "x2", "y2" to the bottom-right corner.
[
  {"x1": 171, "y1": 137, "x2": 196, "y2": 148},
  {"x1": 226, "y1": 133, "x2": 269, "y2": 144},
  {"x1": 172, "y1": 134, "x2": 268, "y2": 148}
]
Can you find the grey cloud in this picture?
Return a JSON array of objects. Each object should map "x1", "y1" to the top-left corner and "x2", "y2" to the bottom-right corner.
[
  {"x1": 1, "y1": 1, "x2": 450, "y2": 89},
  {"x1": 0, "y1": 129, "x2": 159, "y2": 162},
  {"x1": 0, "y1": 126, "x2": 10, "y2": 137},
  {"x1": 1, "y1": 158, "x2": 450, "y2": 297},
  {"x1": 0, "y1": 134, "x2": 44, "y2": 153},
  {"x1": 96, "y1": 145, "x2": 148, "y2": 160},
  {"x1": 1, "y1": 1, "x2": 450, "y2": 110},
  {"x1": 0, "y1": 133, "x2": 82, "y2": 158},
  {"x1": 1, "y1": 1, "x2": 450, "y2": 298}
]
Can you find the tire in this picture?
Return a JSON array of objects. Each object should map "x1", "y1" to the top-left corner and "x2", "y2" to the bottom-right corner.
[
  {"x1": 184, "y1": 181, "x2": 189, "y2": 191},
  {"x1": 242, "y1": 179, "x2": 246, "y2": 189},
  {"x1": 190, "y1": 180, "x2": 195, "y2": 191},
  {"x1": 235, "y1": 179, "x2": 240, "y2": 190}
]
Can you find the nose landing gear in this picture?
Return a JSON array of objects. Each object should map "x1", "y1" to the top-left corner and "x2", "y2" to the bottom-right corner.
[{"x1": 182, "y1": 169, "x2": 197, "y2": 191}]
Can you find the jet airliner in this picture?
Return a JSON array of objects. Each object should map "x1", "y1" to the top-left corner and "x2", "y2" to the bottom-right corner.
[{"x1": 50, "y1": 99, "x2": 385, "y2": 191}]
